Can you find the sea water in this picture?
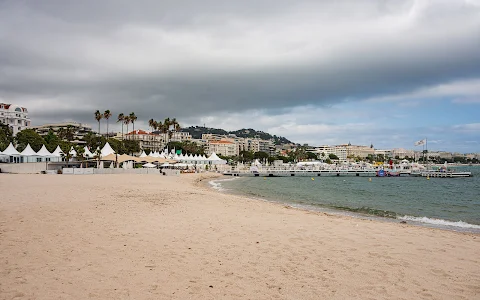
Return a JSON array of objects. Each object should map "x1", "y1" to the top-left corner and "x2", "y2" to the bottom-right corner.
[{"x1": 211, "y1": 166, "x2": 480, "y2": 233}]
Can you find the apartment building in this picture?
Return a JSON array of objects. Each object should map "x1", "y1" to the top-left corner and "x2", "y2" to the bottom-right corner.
[
  {"x1": 206, "y1": 140, "x2": 238, "y2": 157},
  {"x1": 32, "y1": 122, "x2": 92, "y2": 145},
  {"x1": 345, "y1": 144, "x2": 375, "y2": 158}
]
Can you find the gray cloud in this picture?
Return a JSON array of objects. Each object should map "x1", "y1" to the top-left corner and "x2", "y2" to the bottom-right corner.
[{"x1": 0, "y1": 0, "x2": 479, "y2": 129}]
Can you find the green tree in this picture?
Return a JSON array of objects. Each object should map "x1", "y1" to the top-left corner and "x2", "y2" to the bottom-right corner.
[
  {"x1": 15, "y1": 129, "x2": 45, "y2": 152},
  {"x1": 239, "y1": 150, "x2": 254, "y2": 163},
  {"x1": 44, "y1": 128, "x2": 61, "y2": 152},
  {"x1": 306, "y1": 152, "x2": 318, "y2": 160},
  {"x1": 254, "y1": 151, "x2": 269, "y2": 161},
  {"x1": 328, "y1": 153, "x2": 339, "y2": 160},
  {"x1": 123, "y1": 139, "x2": 140, "y2": 155},
  {"x1": 0, "y1": 124, "x2": 14, "y2": 151}
]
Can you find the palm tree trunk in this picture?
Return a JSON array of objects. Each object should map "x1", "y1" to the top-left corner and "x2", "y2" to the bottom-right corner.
[
  {"x1": 98, "y1": 121, "x2": 100, "y2": 135},
  {"x1": 121, "y1": 123, "x2": 124, "y2": 140},
  {"x1": 107, "y1": 120, "x2": 109, "y2": 137},
  {"x1": 133, "y1": 122, "x2": 135, "y2": 140}
]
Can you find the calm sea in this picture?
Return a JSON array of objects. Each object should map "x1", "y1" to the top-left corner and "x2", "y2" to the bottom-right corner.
[{"x1": 211, "y1": 166, "x2": 480, "y2": 233}]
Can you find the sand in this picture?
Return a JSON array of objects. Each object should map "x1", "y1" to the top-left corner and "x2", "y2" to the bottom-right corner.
[{"x1": 0, "y1": 173, "x2": 479, "y2": 300}]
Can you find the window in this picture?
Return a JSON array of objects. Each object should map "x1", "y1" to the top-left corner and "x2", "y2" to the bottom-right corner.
[
  {"x1": 15, "y1": 107, "x2": 22, "y2": 112},
  {"x1": 18, "y1": 120, "x2": 22, "y2": 124}
]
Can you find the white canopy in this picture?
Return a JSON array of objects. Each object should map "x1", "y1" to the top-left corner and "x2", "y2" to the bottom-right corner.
[
  {"x1": 207, "y1": 152, "x2": 222, "y2": 161},
  {"x1": 69, "y1": 146, "x2": 77, "y2": 157},
  {"x1": 52, "y1": 146, "x2": 63, "y2": 157},
  {"x1": 84, "y1": 147, "x2": 94, "y2": 158},
  {"x1": 2, "y1": 143, "x2": 20, "y2": 155},
  {"x1": 20, "y1": 144, "x2": 38, "y2": 156},
  {"x1": 142, "y1": 163, "x2": 156, "y2": 168},
  {"x1": 139, "y1": 150, "x2": 147, "y2": 157},
  {"x1": 101, "y1": 142, "x2": 115, "y2": 157},
  {"x1": 36, "y1": 145, "x2": 53, "y2": 156}
]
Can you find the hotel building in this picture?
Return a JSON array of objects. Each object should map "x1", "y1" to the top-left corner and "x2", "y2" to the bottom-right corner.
[{"x1": 0, "y1": 103, "x2": 31, "y2": 135}]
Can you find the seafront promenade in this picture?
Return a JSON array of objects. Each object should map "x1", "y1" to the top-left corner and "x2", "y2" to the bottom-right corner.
[{"x1": 1, "y1": 173, "x2": 479, "y2": 299}]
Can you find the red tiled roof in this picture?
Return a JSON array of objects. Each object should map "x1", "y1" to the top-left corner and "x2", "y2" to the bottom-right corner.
[{"x1": 126, "y1": 130, "x2": 158, "y2": 135}]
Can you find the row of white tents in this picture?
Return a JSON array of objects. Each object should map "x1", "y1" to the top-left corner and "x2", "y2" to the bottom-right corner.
[
  {"x1": 0, "y1": 142, "x2": 226, "y2": 165},
  {"x1": 139, "y1": 149, "x2": 226, "y2": 165}
]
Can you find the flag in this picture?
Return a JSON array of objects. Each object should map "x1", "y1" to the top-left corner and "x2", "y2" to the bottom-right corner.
[{"x1": 414, "y1": 139, "x2": 426, "y2": 146}]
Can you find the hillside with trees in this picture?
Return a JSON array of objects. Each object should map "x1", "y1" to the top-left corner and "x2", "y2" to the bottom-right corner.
[{"x1": 181, "y1": 126, "x2": 292, "y2": 145}]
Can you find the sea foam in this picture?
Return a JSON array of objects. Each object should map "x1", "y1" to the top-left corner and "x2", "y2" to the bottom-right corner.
[
  {"x1": 398, "y1": 216, "x2": 480, "y2": 229},
  {"x1": 209, "y1": 177, "x2": 238, "y2": 192}
]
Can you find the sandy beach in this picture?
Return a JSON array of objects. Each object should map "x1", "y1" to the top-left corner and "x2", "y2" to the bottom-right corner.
[{"x1": 1, "y1": 173, "x2": 479, "y2": 300}]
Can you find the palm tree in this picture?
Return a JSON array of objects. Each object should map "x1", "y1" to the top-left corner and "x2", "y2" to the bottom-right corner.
[
  {"x1": 104, "y1": 110, "x2": 112, "y2": 137},
  {"x1": 94, "y1": 110, "x2": 103, "y2": 135},
  {"x1": 117, "y1": 113, "x2": 125, "y2": 140},
  {"x1": 129, "y1": 112, "x2": 137, "y2": 140},
  {"x1": 159, "y1": 120, "x2": 168, "y2": 142},
  {"x1": 148, "y1": 118, "x2": 155, "y2": 132},
  {"x1": 172, "y1": 118, "x2": 181, "y2": 132},
  {"x1": 124, "y1": 116, "x2": 131, "y2": 140},
  {"x1": 164, "y1": 117, "x2": 172, "y2": 140}
]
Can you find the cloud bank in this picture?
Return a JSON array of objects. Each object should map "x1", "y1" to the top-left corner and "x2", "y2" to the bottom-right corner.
[{"x1": 0, "y1": 0, "x2": 479, "y2": 150}]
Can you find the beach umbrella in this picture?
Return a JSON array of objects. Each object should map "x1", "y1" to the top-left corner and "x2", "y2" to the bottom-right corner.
[{"x1": 142, "y1": 163, "x2": 156, "y2": 168}]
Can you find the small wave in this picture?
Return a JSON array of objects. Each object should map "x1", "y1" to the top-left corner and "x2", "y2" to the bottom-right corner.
[
  {"x1": 398, "y1": 216, "x2": 480, "y2": 229},
  {"x1": 209, "y1": 177, "x2": 239, "y2": 192}
]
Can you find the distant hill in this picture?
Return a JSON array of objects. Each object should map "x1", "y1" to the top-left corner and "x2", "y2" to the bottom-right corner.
[{"x1": 181, "y1": 126, "x2": 292, "y2": 145}]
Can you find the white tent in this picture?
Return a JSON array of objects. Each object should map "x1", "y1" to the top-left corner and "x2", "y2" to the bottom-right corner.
[
  {"x1": 2, "y1": 143, "x2": 20, "y2": 155},
  {"x1": 52, "y1": 146, "x2": 63, "y2": 157},
  {"x1": 69, "y1": 146, "x2": 77, "y2": 157},
  {"x1": 139, "y1": 150, "x2": 147, "y2": 158},
  {"x1": 20, "y1": 144, "x2": 38, "y2": 156},
  {"x1": 36, "y1": 145, "x2": 52, "y2": 156},
  {"x1": 100, "y1": 142, "x2": 115, "y2": 157},
  {"x1": 207, "y1": 152, "x2": 226, "y2": 165},
  {"x1": 84, "y1": 147, "x2": 94, "y2": 158}
]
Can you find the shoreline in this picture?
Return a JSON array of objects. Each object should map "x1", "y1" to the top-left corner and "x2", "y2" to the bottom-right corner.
[
  {"x1": 206, "y1": 175, "x2": 480, "y2": 234},
  {"x1": 1, "y1": 173, "x2": 479, "y2": 299}
]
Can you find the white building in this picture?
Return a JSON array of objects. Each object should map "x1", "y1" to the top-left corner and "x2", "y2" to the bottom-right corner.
[
  {"x1": 0, "y1": 103, "x2": 31, "y2": 135},
  {"x1": 206, "y1": 140, "x2": 237, "y2": 157}
]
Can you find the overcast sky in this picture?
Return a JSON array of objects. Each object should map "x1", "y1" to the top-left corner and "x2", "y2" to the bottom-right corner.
[{"x1": 1, "y1": 0, "x2": 479, "y2": 152}]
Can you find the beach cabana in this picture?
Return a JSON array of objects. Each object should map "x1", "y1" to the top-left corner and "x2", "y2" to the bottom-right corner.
[
  {"x1": 51, "y1": 146, "x2": 64, "y2": 157},
  {"x1": 2, "y1": 142, "x2": 20, "y2": 156},
  {"x1": 207, "y1": 152, "x2": 226, "y2": 165},
  {"x1": 36, "y1": 145, "x2": 52, "y2": 156},
  {"x1": 20, "y1": 144, "x2": 40, "y2": 163},
  {"x1": 69, "y1": 146, "x2": 77, "y2": 157},
  {"x1": 37, "y1": 145, "x2": 60, "y2": 162},
  {"x1": 100, "y1": 142, "x2": 115, "y2": 157},
  {"x1": 0, "y1": 143, "x2": 22, "y2": 163},
  {"x1": 84, "y1": 147, "x2": 94, "y2": 158}
]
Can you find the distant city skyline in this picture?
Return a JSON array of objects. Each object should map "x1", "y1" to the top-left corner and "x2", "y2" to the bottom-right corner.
[{"x1": 1, "y1": 0, "x2": 479, "y2": 152}]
